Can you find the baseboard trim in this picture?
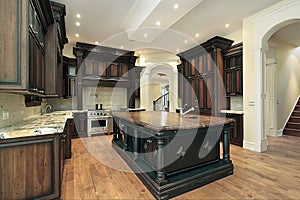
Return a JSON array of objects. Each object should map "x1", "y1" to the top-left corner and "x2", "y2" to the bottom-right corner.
[
  {"x1": 243, "y1": 138, "x2": 268, "y2": 152},
  {"x1": 243, "y1": 140, "x2": 255, "y2": 151}
]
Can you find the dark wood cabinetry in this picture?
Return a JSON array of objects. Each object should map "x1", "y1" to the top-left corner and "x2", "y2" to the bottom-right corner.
[
  {"x1": 223, "y1": 43, "x2": 243, "y2": 96},
  {"x1": 73, "y1": 42, "x2": 142, "y2": 109},
  {"x1": 63, "y1": 118, "x2": 73, "y2": 159},
  {"x1": 63, "y1": 56, "x2": 77, "y2": 98},
  {"x1": 0, "y1": 0, "x2": 67, "y2": 98},
  {"x1": 0, "y1": 134, "x2": 61, "y2": 199},
  {"x1": 226, "y1": 113, "x2": 243, "y2": 147},
  {"x1": 178, "y1": 36, "x2": 234, "y2": 116},
  {"x1": 73, "y1": 112, "x2": 87, "y2": 137}
]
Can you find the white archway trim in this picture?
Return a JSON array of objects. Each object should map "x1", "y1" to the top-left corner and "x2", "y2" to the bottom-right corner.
[{"x1": 243, "y1": 0, "x2": 300, "y2": 152}]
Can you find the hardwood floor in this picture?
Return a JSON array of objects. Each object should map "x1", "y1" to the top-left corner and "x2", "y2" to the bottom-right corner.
[{"x1": 61, "y1": 135, "x2": 300, "y2": 199}]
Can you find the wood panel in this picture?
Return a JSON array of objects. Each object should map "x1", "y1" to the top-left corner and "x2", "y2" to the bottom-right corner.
[
  {"x1": 0, "y1": 0, "x2": 21, "y2": 86},
  {"x1": 61, "y1": 135, "x2": 300, "y2": 199},
  {"x1": 0, "y1": 135, "x2": 60, "y2": 199}
]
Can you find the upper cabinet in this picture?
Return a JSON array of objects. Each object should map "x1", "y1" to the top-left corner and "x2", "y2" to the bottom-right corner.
[
  {"x1": 177, "y1": 36, "x2": 234, "y2": 116},
  {"x1": 73, "y1": 42, "x2": 142, "y2": 109},
  {"x1": 223, "y1": 43, "x2": 243, "y2": 96},
  {"x1": 0, "y1": 0, "x2": 68, "y2": 97},
  {"x1": 63, "y1": 56, "x2": 77, "y2": 98}
]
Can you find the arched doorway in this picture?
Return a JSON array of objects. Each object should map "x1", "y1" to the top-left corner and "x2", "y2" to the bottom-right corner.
[
  {"x1": 243, "y1": 0, "x2": 300, "y2": 152},
  {"x1": 140, "y1": 63, "x2": 178, "y2": 112}
]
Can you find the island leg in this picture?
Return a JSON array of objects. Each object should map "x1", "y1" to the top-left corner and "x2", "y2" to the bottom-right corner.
[
  {"x1": 222, "y1": 127, "x2": 231, "y2": 163},
  {"x1": 157, "y1": 138, "x2": 166, "y2": 183},
  {"x1": 133, "y1": 129, "x2": 139, "y2": 160}
]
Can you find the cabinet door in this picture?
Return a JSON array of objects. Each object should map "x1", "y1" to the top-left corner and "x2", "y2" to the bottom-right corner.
[
  {"x1": 110, "y1": 63, "x2": 119, "y2": 77},
  {"x1": 235, "y1": 68, "x2": 243, "y2": 95},
  {"x1": 198, "y1": 77, "x2": 205, "y2": 109},
  {"x1": 121, "y1": 64, "x2": 129, "y2": 78},
  {"x1": 67, "y1": 76, "x2": 77, "y2": 97},
  {"x1": 177, "y1": 66, "x2": 183, "y2": 100},
  {"x1": 205, "y1": 73, "x2": 213, "y2": 110},
  {"x1": 84, "y1": 59, "x2": 95, "y2": 76},
  {"x1": 96, "y1": 62, "x2": 107, "y2": 77},
  {"x1": 206, "y1": 53, "x2": 214, "y2": 73},
  {"x1": 189, "y1": 78, "x2": 197, "y2": 106},
  {"x1": 0, "y1": 0, "x2": 25, "y2": 89},
  {"x1": 198, "y1": 55, "x2": 205, "y2": 74},
  {"x1": 226, "y1": 114, "x2": 243, "y2": 147},
  {"x1": 190, "y1": 58, "x2": 196, "y2": 76},
  {"x1": 224, "y1": 70, "x2": 233, "y2": 95}
]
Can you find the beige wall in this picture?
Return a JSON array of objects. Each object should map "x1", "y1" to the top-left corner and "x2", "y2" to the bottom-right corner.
[
  {"x1": 0, "y1": 93, "x2": 41, "y2": 128},
  {"x1": 272, "y1": 39, "x2": 300, "y2": 129},
  {"x1": 224, "y1": 29, "x2": 243, "y2": 45},
  {"x1": 47, "y1": 98, "x2": 74, "y2": 111}
]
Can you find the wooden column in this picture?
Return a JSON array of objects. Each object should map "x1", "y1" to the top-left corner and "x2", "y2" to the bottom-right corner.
[
  {"x1": 157, "y1": 138, "x2": 166, "y2": 182},
  {"x1": 223, "y1": 125, "x2": 231, "y2": 163}
]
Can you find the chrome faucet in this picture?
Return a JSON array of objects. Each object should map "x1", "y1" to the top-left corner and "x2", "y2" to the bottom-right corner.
[{"x1": 180, "y1": 106, "x2": 195, "y2": 117}]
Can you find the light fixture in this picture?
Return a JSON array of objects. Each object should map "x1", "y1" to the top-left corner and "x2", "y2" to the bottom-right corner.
[
  {"x1": 174, "y1": 4, "x2": 179, "y2": 10},
  {"x1": 120, "y1": 45, "x2": 124, "y2": 49},
  {"x1": 76, "y1": 14, "x2": 81, "y2": 18},
  {"x1": 95, "y1": 41, "x2": 99, "y2": 45},
  {"x1": 75, "y1": 22, "x2": 80, "y2": 26},
  {"x1": 184, "y1": 40, "x2": 188, "y2": 44},
  {"x1": 225, "y1": 24, "x2": 230, "y2": 28},
  {"x1": 144, "y1": 33, "x2": 148, "y2": 38},
  {"x1": 176, "y1": 48, "x2": 180, "y2": 52},
  {"x1": 75, "y1": 33, "x2": 79, "y2": 37},
  {"x1": 156, "y1": 21, "x2": 161, "y2": 26},
  {"x1": 195, "y1": 33, "x2": 199, "y2": 37}
]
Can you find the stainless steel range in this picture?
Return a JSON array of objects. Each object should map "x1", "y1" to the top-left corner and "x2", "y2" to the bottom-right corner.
[{"x1": 87, "y1": 109, "x2": 113, "y2": 136}]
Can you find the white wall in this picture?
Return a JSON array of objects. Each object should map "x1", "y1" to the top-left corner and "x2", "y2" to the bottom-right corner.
[
  {"x1": 272, "y1": 39, "x2": 300, "y2": 129},
  {"x1": 243, "y1": 0, "x2": 300, "y2": 152}
]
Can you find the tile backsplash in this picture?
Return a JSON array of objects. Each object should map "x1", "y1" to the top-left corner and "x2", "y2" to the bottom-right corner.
[
  {"x1": 0, "y1": 93, "x2": 41, "y2": 128},
  {"x1": 82, "y1": 86, "x2": 127, "y2": 110},
  {"x1": 230, "y1": 96, "x2": 243, "y2": 111}
]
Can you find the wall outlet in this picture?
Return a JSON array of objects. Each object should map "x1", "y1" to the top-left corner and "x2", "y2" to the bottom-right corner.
[{"x1": 2, "y1": 111, "x2": 9, "y2": 121}]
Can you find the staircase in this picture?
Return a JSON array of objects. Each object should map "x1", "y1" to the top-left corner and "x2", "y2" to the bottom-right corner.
[
  {"x1": 284, "y1": 98, "x2": 300, "y2": 137},
  {"x1": 153, "y1": 93, "x2": 169, "y2": 111}
]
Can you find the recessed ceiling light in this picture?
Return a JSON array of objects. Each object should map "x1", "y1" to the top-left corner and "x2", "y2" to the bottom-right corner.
[
  {"x1": 225, "y1": 24, "x2": 230, "y2": 28},
  {"x1": 156, "y1": 21, "x2": 161, "y2": 26},
  {"x1": 174, "y1": 4, "x2": 179, "y2": 10},
  {"x1": 144, "y1": 33, "x2": 148, "y2": 38},
  {"x1": 76, "y1": 14, "x2": 81, "y2": 18},
  {"x1": 120, "y1": 45, "x2": 124, "y2": 49},
  {"x1": 95, "y1": 41, "x2": 99, "y2": 45},
  {"x1": 75, "y1": 33, "x2": 79, "y2": 37},
  {"x1": 76, "y1": 22, "x2": 80, "y2": 26},
  {"x1": 176, "y1": 48, "x2": 180, "y2": 52},
  {"x1": 184, "y1": 40, "x2": 188, "y2": 44},
  {"x1": 195, "y1": 33, "x2": 199, "y2": 37}
]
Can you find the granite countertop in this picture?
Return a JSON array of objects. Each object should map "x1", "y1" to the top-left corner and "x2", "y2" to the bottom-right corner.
[
  {"x1": 112, "y1": 111, "x2": 234, "y2": 131},
  {"x1": 220, "y1": 110, "x2": 244, "y2": 115},
  {"x1": 0, "y1": 111, "x2": 74, "y2": 140}
]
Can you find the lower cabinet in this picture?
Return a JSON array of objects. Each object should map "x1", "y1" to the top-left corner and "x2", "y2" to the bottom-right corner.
[
  {"x1": 73, "y1": 112, "x2": 87, "y2": 137},
  {"x1": 0, "y1": 134, "x2": 62, "y2": 199},
  {"x1": 64, "y1": 118, "x2": 73, "y2": 159},
  {"x1": 226, "y1": 113, "x2": 243, "y2": 147}
]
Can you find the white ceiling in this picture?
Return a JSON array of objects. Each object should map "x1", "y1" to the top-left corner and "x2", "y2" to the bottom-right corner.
[{"x1": 55, "y1": 0, "x2": 286, "y2": 58}]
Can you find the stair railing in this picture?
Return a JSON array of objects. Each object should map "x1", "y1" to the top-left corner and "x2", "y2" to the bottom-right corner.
[{"x1": 153, "y1": 93, "x2": 169, "y2": 111}]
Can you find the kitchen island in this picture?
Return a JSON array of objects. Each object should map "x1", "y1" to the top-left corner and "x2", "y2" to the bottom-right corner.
[
  {"x1": 112, "y1": 111, "x2": 234, "y2": 200},
  {"x1": 0, "y1": 111, "x2": 73, "y2": 200}
]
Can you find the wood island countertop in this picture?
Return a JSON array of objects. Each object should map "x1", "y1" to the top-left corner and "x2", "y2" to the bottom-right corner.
[{"x1": 111, "y1": 111, "x2": 234, "y2": 131}]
